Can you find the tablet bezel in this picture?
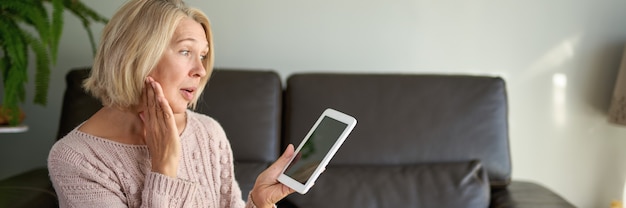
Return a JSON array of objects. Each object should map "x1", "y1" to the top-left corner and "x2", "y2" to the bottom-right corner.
[{"x1": 277, "y1": 108, "x2": 357, "y2": 194}]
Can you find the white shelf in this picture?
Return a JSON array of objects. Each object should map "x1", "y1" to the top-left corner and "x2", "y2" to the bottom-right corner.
[{"x1": 0, "y1": 125, "x2": 28, "y2": 133}]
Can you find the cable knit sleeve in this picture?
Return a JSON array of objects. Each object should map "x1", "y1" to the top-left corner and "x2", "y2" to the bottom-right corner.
[{"x1": 141, "y1": 172, "x2": 199, "y2": 207}]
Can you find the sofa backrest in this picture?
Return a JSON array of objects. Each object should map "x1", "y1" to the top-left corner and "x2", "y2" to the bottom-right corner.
[
  {"x1": 283, "y1": 73, "x2": 511, "y2": 186},
  {"x1": 56, "y1": 68, "x2": 102, "y2": 140},
  {"x1": 59, "y1": 68, "x2": 283, "y2": 159},
  {"x1": 197, "y1": 69, "x2": 282, "y2": 163}
]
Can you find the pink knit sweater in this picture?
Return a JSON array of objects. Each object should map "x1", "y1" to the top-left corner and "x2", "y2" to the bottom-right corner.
[{"x1": 48, "y1": 111, "x2": 257, "y2": 208}]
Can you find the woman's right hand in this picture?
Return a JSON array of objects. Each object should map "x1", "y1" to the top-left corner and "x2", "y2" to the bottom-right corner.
[
  {"x1": 250, "y1": 144, "x2": 296, "y2": 208},
  {"x1": 140, "y1": 76, "x2": 181, "y2": 178}
]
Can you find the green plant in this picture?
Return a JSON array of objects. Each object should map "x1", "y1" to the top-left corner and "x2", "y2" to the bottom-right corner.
[{"x1": 0, "y1": 0, "x2": 107, "y2": 125}]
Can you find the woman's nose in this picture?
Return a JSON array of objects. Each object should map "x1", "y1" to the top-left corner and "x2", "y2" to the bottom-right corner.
[{"x1": 191, "y1": 57, "x2": 207, "y2": 77}]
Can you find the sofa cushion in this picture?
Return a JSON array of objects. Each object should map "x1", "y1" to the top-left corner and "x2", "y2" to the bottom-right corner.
[
  {"x1": 286, "y1": 160, "x2": 490, "y2": 208},
  {"x1": 284, "y1": 74, "x2": 510, "y2": 187},
  {"x1": 490, "y1": 181, "x2": 576, "y2": 207}
]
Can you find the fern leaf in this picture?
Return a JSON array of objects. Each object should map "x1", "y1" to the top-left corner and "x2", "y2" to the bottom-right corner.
[
  {"x1": 63, "y1": 0, "x2": 108, "y2": 55},
  {"x1": 0, "y1": 53, "x2": 5, "y2": 79},
  {"x1": 4, "y1": 65, "x2": 23, "y2": 125},
  {"x1": 0, "y1": 18, "x2": 28, "y2": 73},
  {"x1": 50, "y1": 0, "x2": 64, "y2": 63},
  {"x1": 0, "y1": 18, "x2": 29, "y2": 125},
  {"x1": 30, "y1": 1, "x2": 52, "y2": 48},
  {"x1": 2, "y1": 1, "x2": 52, "y2": 49},
  {"x1": 0, "y1": 17, "x2": 28, "y2": 118},
  {"x1": 21, "y1": 31, "x2": 50, "y2": 105},
  {"x1": 72, "y1": 0, "x2": 109, "y2": 23},
  {"x1": 0, "y1": 18, "x2": 9, "y2": 82},
  {"x1": 0, "y1": 0, "x2": 107, "y2": 119}
]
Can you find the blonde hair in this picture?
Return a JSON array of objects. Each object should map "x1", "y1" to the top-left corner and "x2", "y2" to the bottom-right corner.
[{"x1": 83, "y1": 0, "x2": 214, "y2": 109}]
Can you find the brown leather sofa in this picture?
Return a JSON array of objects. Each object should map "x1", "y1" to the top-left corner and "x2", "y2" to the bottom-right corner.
[{"x1": 0, "y1": 68, "x2": 575, "y2": 208}]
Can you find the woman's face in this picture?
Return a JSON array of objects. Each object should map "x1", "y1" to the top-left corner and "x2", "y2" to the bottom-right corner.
[{"x1": 149, "y1": 17, "x2": 208, "y2": 114}]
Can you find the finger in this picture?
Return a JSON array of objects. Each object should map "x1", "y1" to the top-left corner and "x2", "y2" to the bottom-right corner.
[
  {"x1": 283, "y1": 144, "x2": 295, "y2": 158},
  {"x1": 148, "y1": 77, "x2": 165, "y2": 128},
  {"x1": 150, "y1": 79, "x2": 174, "y2": 121},
  {"x1": 144, "y1": 78, "x2": 150, "y2": 110},
  {"x1": 152, "y1": 78, "x2": 165, "y2": 123},
  {"x1": 146, "y1": 77, "x2": 156, "y2": 119},
  {"x1": 143, "y1": 78, "x2": 152, "y2": 122},
  {"x1": 142, "y1": 78, "x2": 152, "y2": 140},
  {"x1": 252, "y1": 144, "x2": 296, "y2": 204},
  {"x1": 146, "y1": 77, "x2": 161, "y2": 143}
]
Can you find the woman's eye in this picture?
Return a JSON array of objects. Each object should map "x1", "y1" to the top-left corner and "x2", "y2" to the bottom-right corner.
[
  {"x1": 180, "y1": 50, "x2": 190, "y2": 56},
  {"x1": 200, "y1": 55, "x2": 207, "y2": 60}
]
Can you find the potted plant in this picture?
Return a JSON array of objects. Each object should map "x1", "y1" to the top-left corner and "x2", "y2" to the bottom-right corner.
[{"x1": 0, "y1": 0, "x2": 107, "y2": 126}]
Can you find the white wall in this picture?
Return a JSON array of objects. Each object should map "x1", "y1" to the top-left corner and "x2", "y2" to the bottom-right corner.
[{"x1": 1, "y1": 0, "x2": 625, "y2": 207}]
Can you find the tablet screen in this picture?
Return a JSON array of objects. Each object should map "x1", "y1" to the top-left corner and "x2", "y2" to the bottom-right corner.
[{"x1": 283, "y1": 116, "x2": 348, "y2": 184}]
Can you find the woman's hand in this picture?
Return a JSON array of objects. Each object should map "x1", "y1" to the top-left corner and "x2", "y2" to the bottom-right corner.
[
  {"x1": 140, "y1": 76, "x2": 181, "y2": 178},
  {"x1": 250, "y1": 144, "x2": 296, "y2": 208}
]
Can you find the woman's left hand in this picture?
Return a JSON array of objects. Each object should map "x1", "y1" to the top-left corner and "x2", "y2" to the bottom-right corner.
[{"x1": 250, "y1": 144, "x2": 296, "y2": 208}]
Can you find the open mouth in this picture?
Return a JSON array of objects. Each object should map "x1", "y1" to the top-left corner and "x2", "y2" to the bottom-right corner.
[{"x1": 180, "y1": 88, "x2": 196, "y2": 100}]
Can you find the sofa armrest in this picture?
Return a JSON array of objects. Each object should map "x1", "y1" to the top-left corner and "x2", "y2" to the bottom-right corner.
[
  {"x1": 0, "y1": 168, "x2": 57, "y2": 208},
  {"x1": 490, "y1": 181, "x2": 575, "y2": 208}
]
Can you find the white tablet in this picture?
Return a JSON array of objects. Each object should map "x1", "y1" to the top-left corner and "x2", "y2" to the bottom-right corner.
[{"x1": 278, "y1": 108, "x2": 357, "y2": 194}]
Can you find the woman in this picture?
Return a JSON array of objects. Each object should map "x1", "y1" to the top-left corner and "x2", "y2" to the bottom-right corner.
[{"x1": 47, "y1": 0, "x2": 294, "y2": 207}]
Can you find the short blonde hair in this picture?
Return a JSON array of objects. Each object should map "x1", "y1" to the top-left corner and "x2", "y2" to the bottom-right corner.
[{"x1": 84, "y1": 0, "x2": 214, "y2": 109}]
